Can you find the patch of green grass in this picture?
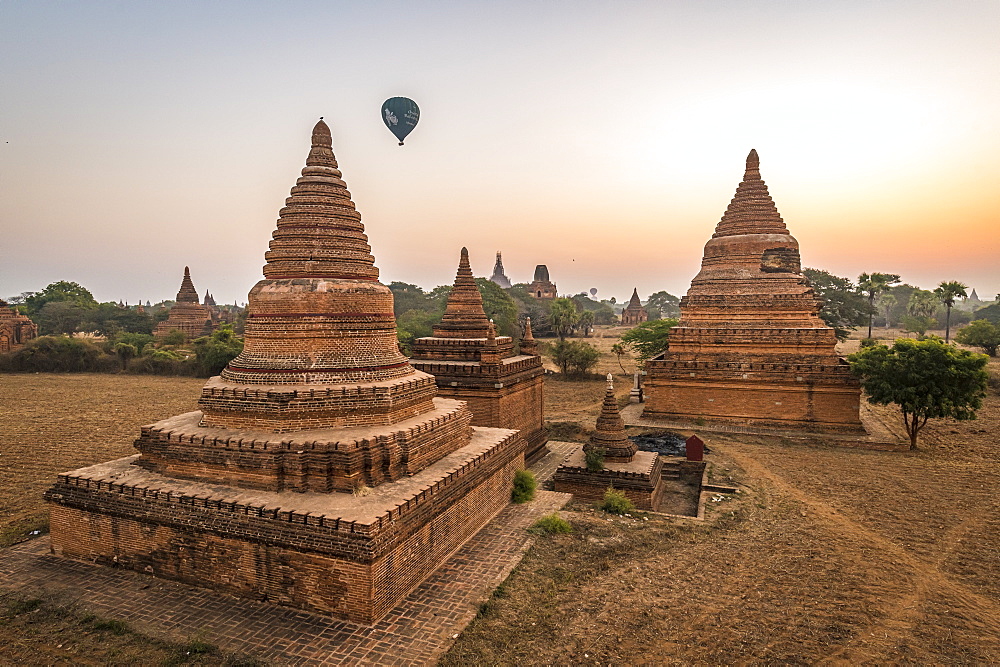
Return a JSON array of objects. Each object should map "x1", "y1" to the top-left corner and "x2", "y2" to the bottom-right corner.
[
  {"x1": 600, "y1": 487, "x2": 635, "y2": 515},
  {"x1": 530, "y1": 513, "x2": 573, "y2": 535},
  {"x1": 0, "y1": 515, "x2": 49, "y2": 548},
  {"x1": 91, "y1": 617, "x2": 131, "y2": 635}
]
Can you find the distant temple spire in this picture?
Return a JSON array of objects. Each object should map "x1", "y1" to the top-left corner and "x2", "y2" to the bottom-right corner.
[{"x1": 489, "y1": 251, "x2": 512, "y2": 288}]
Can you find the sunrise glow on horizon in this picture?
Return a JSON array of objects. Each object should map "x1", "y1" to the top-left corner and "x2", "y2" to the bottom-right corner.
[{"x1": 2, "y1": 1, "x2": 998, "y2": 305}]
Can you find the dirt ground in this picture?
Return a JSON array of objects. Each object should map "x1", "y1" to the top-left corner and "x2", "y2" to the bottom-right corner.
[{"x1": 2, "y1": 334, "x2": 999, "y2": 663}]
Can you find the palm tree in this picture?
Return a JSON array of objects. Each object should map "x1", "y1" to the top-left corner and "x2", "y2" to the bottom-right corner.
[
  {"x1": 879, "y1": 293, "x2": 897, "y2": 330},
  {"x1": 934, "y1": 280, "x2": 968, "y2": 343},
  {"x1": 548, "y1": 298, "x2": 579, "y2": 342},
  {"x1": 858, "y1": 272, "x2": 901, "y2": 339}
]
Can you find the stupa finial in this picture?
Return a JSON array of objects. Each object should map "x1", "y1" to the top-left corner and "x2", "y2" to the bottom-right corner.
[
  {"x1": 747, "y1": 148, "x2": 759, "y2": 170},
  {"x1": 607, "y1": 373, "x2": 614, "y2": 388}
]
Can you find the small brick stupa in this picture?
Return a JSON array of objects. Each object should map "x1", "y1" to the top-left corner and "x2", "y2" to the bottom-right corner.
[
  {"x1": 0, "y1": 300, "x2": 38, "y2": 354},
  {"x1": 621, "y1": 288, "x2": 648, "y2": 326},
  {"x1": 46, "y1": 120, "x2": 525, "y2": 624},
  {"x1": 410, "y1": 248, "x2": 548, "y2": 463},
  {"x1": 643, "y1": 150, "x2": 863, "y2": 431},
  {"x1": 153, "y1": 266, "x2": 212, "y2": 341},
  {"x1": 554, "y1": 375, "x2": 664, "y2": 509}
]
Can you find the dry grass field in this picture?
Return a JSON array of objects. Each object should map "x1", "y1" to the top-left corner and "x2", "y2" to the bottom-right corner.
[{"x1": 2, "y1": 328, "x2": 999, "y2": 663}]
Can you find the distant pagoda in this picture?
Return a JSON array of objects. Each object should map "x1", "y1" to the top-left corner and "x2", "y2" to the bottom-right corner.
[
  {"x1": 410, "y1": 248, "x2": 548, "y2": 463},
  {"x1": 621, "y1": 288, "x2": 648, "y2": 326},
  {"x1": 643, "y1": 150, "x2": 863, "y2": 432},
  {"x1": 489, "y1": 251, "x2": 512, "y2": 288},
  {"x1": 529, "y1": 264, "x2": 557, "y2": 299},
  {"x1": 153, "y1": 267, "x2": 212, "y2": 341},
  {"x1": 47, "y1": 119, "x2": 526, "y2": 624}
]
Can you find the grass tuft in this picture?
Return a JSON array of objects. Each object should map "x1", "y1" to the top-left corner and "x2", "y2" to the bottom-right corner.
[
  {"x1": 600, "y1": 487, "x2": 634, "y2": 515},
  {"x1": 511, "y1": 469, "x2": 537, "y2": 504},
  {"x1": 530, "y1": 513, "x2": 573, "y2": 535}
]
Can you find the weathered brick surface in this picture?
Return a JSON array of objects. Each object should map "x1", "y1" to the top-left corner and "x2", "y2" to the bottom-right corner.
[
  {"x1": 46, "y1": 119, "x2": 532, "y2": 626},
  {"x1": 0, "y1": 300, "x2": 37, "y2": 353},
  {"x1": 411, "y1": 249, "x2": 548, "y2": 463},
  {"x1": 644, "y1": 150, "x2": 862, "y2": 432}
]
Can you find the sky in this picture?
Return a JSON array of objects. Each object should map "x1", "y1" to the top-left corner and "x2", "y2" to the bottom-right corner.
[{"x1": 2, "y1": 0, "x2": 998, "y2": 306}]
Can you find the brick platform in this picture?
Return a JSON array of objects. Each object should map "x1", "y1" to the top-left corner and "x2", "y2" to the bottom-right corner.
[{"x1": 3, "y1": 487, "x2": 570, "y2": 665}]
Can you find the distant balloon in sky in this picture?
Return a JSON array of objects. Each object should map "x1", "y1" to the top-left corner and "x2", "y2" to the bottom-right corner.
[
  {"x1": 589, "y1": 288, "x2": 598, "y2": 297},
  {"x1": 381, "y1": 97, "x2": 420, "y2": 145}
]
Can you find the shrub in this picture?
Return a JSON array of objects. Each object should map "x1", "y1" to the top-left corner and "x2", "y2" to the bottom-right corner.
[
  {"x1": 530, "y1": 513, "x2": 573, "y2": 535},
  {"x1": 859, "y1": 337, "x2": 880, "y2": 348},
  {"x1": 126, "y1": 349, "x2": 196, "y2": 376},
  {"x1": 162, "y1": 329, "x2": 186, "y2": 345},
  {"x1": 511, "y1": 469, "x2": 537, "y2": 504},
  {"x1": 601, "y1": 487, "x2": 635, "y2": 515},
  {"x1": 549, "y1": 340, "x2": 600, "y2": 377},
  {"x1": 584, "y1": 446, "x2": 606, "y2": 472},
  {"x1": 955, "y1": 319, "x2": 1000, "y2": 356},
  {"x1": 193, "y1": 325, "x2": 243, "y2": 376},
  {"x1": 0, "y1": 335, "x2": 114, "y2": 372}
]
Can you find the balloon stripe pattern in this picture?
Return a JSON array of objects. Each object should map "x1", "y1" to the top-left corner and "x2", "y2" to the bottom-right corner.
[{"x1": 382, "y1": 97, "x2": 420, "y2": 145}]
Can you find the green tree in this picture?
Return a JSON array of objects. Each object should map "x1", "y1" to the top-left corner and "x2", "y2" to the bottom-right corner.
[
  {"x1": 934, "y1": 280, "x2": 969, "y2": 343},
  {"x1": 858, "y1": 272, "x2": 902, "y2": 339},
  {"x1": 644, "y1": 291, "x2": 680, "y2": 319},
  {"x1": 577, "y1": 310, "x2": 595, "y2": 337},
  {"x1": 610, "y1": 342, "x2": 629, "y2": 375},
  {"x1": 803, "y1": 268, "x2": 872, "y2": 341},
  {"x1": 879, "y1": 293, "x2": 898, "y2": 329},
  {"x1": 901, "y1": 314, "x2": 936, "y2": 338},
  {"x1": 548, "y1": 298, "x2": 579, "y2": 341},
  {"x1": 396, "y1": 309, "x2": 441, "y2": 355},
  {"x1": 848, "y1": 338, "x2": 988, "y2": 449},
  {"x1": 193, "y1": 325, "x2": 243, "y2": 377},
  {"x1": 972, "y1": 302, "x2": 1000, "y2": 325},
  {"x1": 475, "y1": 278, "x2": 518, "y2": 337},
  {"x1": 113, "y1": 342, "x2": 138, "y2": 370},
  {"x1": 619, "y1": 318, "x2": 678, "y2": 362},
  {"x1": 955, "y1": 320, "x2": 1000, "y2": 356},
  {"x1": 34, "y1": 301, "x2": 90, "y2": 335},
  {"x1": 23, "y1": 281, "x2": 98, "y2": 316},
  {"x1": 549, "y1": 340, "x2": 600, "y2": 376}
]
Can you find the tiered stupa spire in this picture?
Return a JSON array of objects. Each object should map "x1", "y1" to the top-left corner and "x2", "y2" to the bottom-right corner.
[
  {"x1": 177, "y1": 267, "x2": 199, "y2": 303},
  {"x1": 199, "y1": 119, "x2": 436, "y2": 430},
  {"x1": 712, "y1": 149, "x2": 789, "y2": 238},
  {"x1": 433, "y1": 247, "x2": 491, "y2": 339},
  {"x1": 520, "y1": 317, "x2": 538, "y2": 356},
  {"x1": 585, "y1": 375, "x2": 637, "y2": 462}
]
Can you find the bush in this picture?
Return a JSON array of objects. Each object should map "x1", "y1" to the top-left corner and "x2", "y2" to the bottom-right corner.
[
  {"x1": 601, "y1": 487, "x2": 635, "y2": 515},
  {"x1": 126, "y1": 349, "x2": 196, "y2": 376},
  {"x1": 193, "y1": 325, "x2": 243, "y2": 376},
  {"x1": 549, "y1": 340, "x2": 600, "y2": 377},
  {"x1": 584, "y1": 446, "x2": 606, "y2": 472},
  {"x1": 859, "y1": 337, "x2": 880, "y2": 348},
  {"x1": 0, "y1": 335, "x2": 115, "y2": 372},
  {"x1": 955, "y1": 319, "x2": 1000, "y2": 356},
  {"x1": 530, "y1": 513, "x2": 573, "y2": 535},
  {"x1": 162, "y1": 329, "x2": 186, "y2": 346},
  {"x1": 511, "y1": 469, "x2": 537, "y2": 504}
]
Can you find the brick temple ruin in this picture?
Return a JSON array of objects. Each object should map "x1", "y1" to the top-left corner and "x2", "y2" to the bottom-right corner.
[
  {"x1": 46, "y1": 119, "x2": 526, "y2": 624},
  {"x1": 643, "y1": 150, "x2": 863, "y2": 432},
  {"x1": 153, "y1": 266, "x2": 213, "y2": 341},
  {"x1": 621, "y1": 288, "x2": 649, "y2": 326},
  {"x1": 528, "y1": 264, "x2": 557, "y2": 299},
  {"x1": 554, "y1": 375, "x2": 665, "y2": 509},
  {"x1": 0, "y1": 300, "x2": 38, "y2": 354},
  {"x1": 410, "y1": 248, "x2": 548, "y2": 463}
]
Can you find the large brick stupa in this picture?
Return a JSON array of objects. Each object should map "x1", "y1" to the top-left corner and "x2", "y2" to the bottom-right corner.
[
  {"x1": 643, "y1": 150, "x2": 863, "y2": 432},
  {"x1": 410, "y1": 248, "x2": 548, "y2": 463},
  {"x1": 46, "y1": 120, "x2": 525, "y2": 624}
]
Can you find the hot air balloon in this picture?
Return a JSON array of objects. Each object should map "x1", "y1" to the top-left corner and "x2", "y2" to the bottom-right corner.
[
  {"x1": 589, "y1": 288, "x2": 598, "y2": 298},
  {"x1": 381, "y1": 97, "x2": 420, "y2": 145}
]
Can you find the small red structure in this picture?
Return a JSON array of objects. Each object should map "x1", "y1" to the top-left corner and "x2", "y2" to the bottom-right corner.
[{"x1": 685, "y1": 435, "x2": 704, "y2": 461}]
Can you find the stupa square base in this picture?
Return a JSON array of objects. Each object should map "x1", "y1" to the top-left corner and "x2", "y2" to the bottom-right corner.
[
  {"x1": 643, "y1": 377, "x2": 865, "y2": 433},
  {"x1": 553, "y1": 450, "x2": 664, "y2": 510},
  {"x1": 46, "y1": 427, "x2": 524, "y2": 625}
]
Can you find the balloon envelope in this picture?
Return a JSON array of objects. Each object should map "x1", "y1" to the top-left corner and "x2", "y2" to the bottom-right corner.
[{"x1": 381, "y1": 97, "x2": 420, "y2": 145}]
